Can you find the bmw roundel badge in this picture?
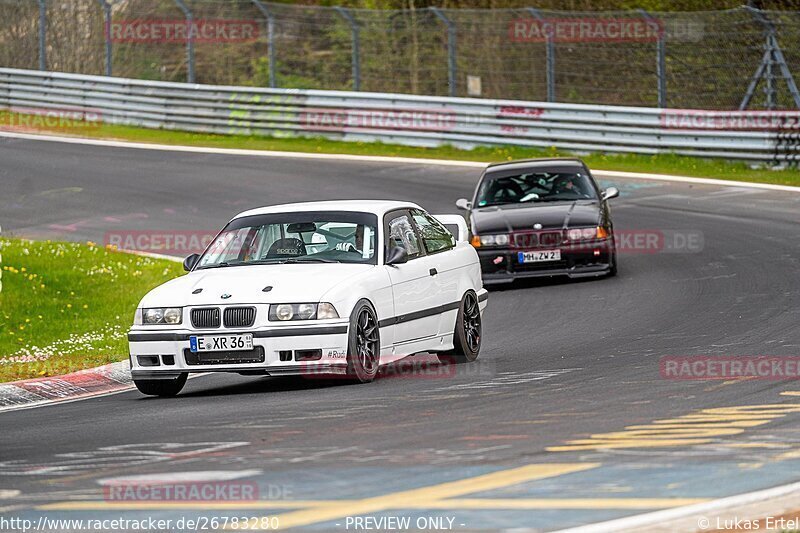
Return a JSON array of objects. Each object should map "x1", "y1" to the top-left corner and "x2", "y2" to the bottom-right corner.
[{"x1": 221, "y1": 293, "x2": 231, "y2": 299}]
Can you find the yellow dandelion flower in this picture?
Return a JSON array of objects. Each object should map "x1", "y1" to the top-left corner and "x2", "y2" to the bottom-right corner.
[
  {"x1": 83, "y1": 304, "x2": 88, "y2": 309},
  {"x1": 66, "y1": 304, "x2": 72, "y2": 309}
]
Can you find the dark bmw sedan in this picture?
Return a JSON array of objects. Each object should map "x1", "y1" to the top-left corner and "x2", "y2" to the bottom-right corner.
[{"x1": 457, "y1": 158, "x2": 619, "y2": 284}]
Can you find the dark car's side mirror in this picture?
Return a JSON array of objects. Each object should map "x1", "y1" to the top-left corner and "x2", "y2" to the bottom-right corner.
[
  {"x1": 455, "y1": 198, "x2": 472, "y2": 211},
  {"x1": 183, "y1": 253, "x2": 200, "y2": 272},
  {"x1": 601, "y1": 187, "x2": 620, "y2": 201},
  {"x1": 385, "y1": 246, "x2": 408, "y2": 266}
]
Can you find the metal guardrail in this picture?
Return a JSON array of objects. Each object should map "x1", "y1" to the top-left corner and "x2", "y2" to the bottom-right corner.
[{"x1": 1, "y1": 68, "x2": 799, "y2": 163}]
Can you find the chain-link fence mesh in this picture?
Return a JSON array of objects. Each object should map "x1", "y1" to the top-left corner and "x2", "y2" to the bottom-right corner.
[{"x1": 1, "y1": 0, "x2": 800, "y2": 109}]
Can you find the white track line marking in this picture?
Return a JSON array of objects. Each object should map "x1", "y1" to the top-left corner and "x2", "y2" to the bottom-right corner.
[{"x1": 1, "y1": 130, "x2": 799, "y2": 193}]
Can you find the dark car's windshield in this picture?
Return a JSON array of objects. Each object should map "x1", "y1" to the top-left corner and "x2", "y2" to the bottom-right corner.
[
  {"x1": 476, "y1": 171, "x2": 598, "y2": 207},
  {"x1": 196, "y1": 211, "x2": 378, "y2": 269}
]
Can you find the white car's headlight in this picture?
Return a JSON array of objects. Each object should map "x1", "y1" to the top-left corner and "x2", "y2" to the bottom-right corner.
[
  {"x1": 269, "y1": 303, "x2": 339, "y2": 321},
  {"x1": 141, "y1": 307, "x2": 183, "y2": 325}
]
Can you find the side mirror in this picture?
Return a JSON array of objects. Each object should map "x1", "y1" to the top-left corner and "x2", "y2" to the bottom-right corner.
[
  {"x1": 385, "y1": 246, "x2": 408, "y2": 266},
  {"x1": 183, "y1": 253, "x2": 200, "y2": 272},
  {"x1": 455, "y1": 198, "x2": 472, "y2": 211},
  {"x1": 601, "y1": 187, "x2": 619, "y2": 201}
]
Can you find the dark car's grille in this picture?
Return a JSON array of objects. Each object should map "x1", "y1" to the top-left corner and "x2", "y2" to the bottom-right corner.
[
  {"x1": 224, "y1": 306, "x2": 256, "y2": 328},
  {"x1": 191, "y1": 307, "x2": 220, "y2": 328},
  {"x1": 513, "y1": 231, "x2": 563, "y2": 248},
  {"x1": 514, "y1": 232, "x2": 538, "y2": 248},
  {"x1": 184, "y1": 346, "x2": 265, "y2": 365},
  {"x1": 539, "y1": 231, "x2": 563, "y2": 247}
]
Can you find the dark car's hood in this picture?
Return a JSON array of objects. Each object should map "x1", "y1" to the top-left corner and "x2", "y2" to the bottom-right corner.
[{"x1": 470, "y1": 201, "x2": 601, "y2": 234}]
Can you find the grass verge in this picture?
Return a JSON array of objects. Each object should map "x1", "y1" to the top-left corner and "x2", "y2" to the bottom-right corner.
[
  {"x1": 0, "y1": 238, "x2": 182, "y2": 383},
  {"x1": 1, "y1": 111, "x2": 799, "y2": 187}
]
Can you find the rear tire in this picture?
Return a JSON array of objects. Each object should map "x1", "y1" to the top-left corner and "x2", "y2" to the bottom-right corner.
[
  {"x1": 346, "y1": 300, "x2": 380, "y2": 383},
  {"x1": 438, "y1": 291, "x2": 482, "y2": 364},
  {"x1": 134, "y1": 374, "x2": 187, "y2": 397}
]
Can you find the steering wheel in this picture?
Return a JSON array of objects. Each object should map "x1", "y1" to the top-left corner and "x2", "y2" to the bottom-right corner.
[{"x1": 492, "y1": 182, "x2": 523, "y2": 202}]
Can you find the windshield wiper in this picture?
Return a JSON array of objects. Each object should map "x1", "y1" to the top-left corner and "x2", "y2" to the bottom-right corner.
[{"x1": 196, "y1": 261, "x2": 237, "y2": 270}]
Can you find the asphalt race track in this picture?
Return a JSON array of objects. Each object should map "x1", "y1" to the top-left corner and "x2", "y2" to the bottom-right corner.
[{"x1": 1, "y1": 135, "x2": 800, "y2": 531}]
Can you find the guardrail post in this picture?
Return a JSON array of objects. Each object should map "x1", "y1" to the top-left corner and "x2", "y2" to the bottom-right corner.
[
  {"x1": 526, "y1": 8, "x2": 554, "y2": 103},
  {"x1": 173, "y1": 0, "x2": 195, "y2": 83},
  {"x1": 640, "y1": 9, "x2": 666, "y2": 108},
  {"x1": 251, "y1": 0, "x2": 276, "y2": 88},
  {"x1": 430, "y1": 7, "x2": 456, "y2": 97},
  {"x1": 38, "y1": 0, "x2": 46, "y2": 71},
  {"x1": 334, "y1": 7, "x2": 360, "y2": 91},
  {"x1": 96, "y1": 0, "x2": 113, "y2": 77}
]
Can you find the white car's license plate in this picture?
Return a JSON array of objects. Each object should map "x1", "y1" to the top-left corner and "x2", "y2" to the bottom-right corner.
[
  {"x1": 518, "y1": 249, "x2": 561, "y2": 263},
  {"x1": 189, "y1": 334, "x2": 253, "y2": 352}
]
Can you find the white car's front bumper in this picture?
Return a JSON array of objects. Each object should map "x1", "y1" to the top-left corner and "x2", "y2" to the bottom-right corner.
[{"x1": 128, "y1": 320, "x2": 350, "y2": 380}]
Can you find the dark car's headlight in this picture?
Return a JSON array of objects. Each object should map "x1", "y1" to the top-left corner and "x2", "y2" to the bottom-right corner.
[
  {"x1": 140, "y1": 307, "x2": 183, "y2": 325},
  {"x1": 269, "y1": 303, "x2": 339, "y2": 321},
  {"x1": 567, "y1": 227, "x2": 609, "y2": 241},
  {"x1": 470, "y1": 234, "x2": 510, "y2": 247}
]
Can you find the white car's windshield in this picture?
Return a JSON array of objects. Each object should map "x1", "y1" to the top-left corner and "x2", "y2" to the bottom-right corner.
[{"x1": 197, "y1": 211, "x2": 378, "y2": 269}]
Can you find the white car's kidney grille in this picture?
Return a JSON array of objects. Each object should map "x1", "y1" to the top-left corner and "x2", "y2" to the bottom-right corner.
[
  {"x1": 191, "y1": 307, "x2": 220, "y2": 328},
  {"x1": 223, "y1": 307, "x2": 256, "y2": 328}
]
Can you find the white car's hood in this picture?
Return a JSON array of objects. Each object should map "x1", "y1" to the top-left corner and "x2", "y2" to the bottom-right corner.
[{"x1": 139, "y1": 263, "x2": 374, "y2": 307}]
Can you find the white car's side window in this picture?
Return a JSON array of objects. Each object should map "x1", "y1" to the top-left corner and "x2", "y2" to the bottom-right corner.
[
  {"x1": 412, "y1": 210, "x2": 456, "y2": 254},
  {"x1": 387, "y1": 214, "x2": 421, "y2": 257}
]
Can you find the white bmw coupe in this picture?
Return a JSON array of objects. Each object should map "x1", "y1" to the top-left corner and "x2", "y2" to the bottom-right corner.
[{"x1": 128, "y1": 200, "x2": 488, "y2": 396}]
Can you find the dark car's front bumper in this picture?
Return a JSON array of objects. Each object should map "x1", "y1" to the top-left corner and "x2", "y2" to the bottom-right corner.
[{"x1": 477, "y1": 239, "x2": 614, "y2": 283}]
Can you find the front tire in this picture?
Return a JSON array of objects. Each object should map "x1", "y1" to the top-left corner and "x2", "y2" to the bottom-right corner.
[
  {"x1": 439, "y1": 291, "x2": 482, "y2": 364},
  {"x1": 346, "y1": 300, "x2": 380, "y2": 383},
  {"x1": 134, "y1": 373, "x2": 187, "y2": 397},
  {"x1": 608, "y1": 240, "x2": 618, "y2": 277}
]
